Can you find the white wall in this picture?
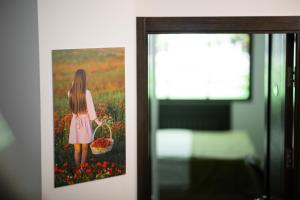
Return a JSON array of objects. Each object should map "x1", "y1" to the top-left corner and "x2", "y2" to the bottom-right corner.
[
  {"x1": 137, "y1": 0, "x2": 300, "y2": 16},
  {"x1": 231, "y1": 35, "x2": 266, "y2": 167},
  {"x1": 38, "y1": 0, "x2": 300, "y2": 199},
  {"x1": 38, "y1": 0, "x2": 136, "y2": 200}
]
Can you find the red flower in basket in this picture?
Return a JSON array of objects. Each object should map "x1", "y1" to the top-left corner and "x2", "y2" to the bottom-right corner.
[{"x1": 91, "y1": 138, "x2": 112, "y2": 148}]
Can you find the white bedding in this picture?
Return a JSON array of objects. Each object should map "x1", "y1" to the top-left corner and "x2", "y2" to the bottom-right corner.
[{"x1": 156, "y1": 129, "x2": 256, "y2": 160}]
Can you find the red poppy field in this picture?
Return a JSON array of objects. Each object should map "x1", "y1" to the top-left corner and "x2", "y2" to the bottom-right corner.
[{"x1": 52, "y1": 48, "x2": 126, "y2": 187}]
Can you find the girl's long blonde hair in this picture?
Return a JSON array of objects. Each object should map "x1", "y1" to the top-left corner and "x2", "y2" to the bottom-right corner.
[{"x1": 69, "y1": 69, "x2": 87, "y2": 114}]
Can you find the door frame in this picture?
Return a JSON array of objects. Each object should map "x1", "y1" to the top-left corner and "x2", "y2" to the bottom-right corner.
[{"x1": 136, "y1": 16, "x2": 300, "y2": 200}]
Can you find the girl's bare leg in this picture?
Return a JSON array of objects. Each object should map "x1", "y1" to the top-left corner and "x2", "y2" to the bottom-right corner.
[
  {"x1": 81, "y1": 144, "x2": 88, "y2": 164},
  {"x1": 74, "y1": 144, "x2": 81, "y2": 167}
]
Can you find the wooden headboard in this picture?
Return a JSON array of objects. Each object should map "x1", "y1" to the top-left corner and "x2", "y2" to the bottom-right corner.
[{"x1": 158, "y1": 101, "x2": 231, "y2": 130}]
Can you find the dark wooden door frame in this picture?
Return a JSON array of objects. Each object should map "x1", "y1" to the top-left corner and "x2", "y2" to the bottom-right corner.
[{"x1": 137, "y1": 16, "x2": 300, "y2": 200}]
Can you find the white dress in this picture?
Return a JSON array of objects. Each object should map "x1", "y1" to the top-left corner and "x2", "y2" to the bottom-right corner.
[{"x1": 68, "y1": 90, "x2": 97, "y2": 144}]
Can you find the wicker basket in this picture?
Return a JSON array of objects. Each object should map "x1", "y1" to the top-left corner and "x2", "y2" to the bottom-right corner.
[{"x1": 90, "y1": 123, "x2": 114, "y2": 155}]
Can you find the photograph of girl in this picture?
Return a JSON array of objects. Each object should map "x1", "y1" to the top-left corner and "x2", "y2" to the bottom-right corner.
[{"x1": 52, "y1": 48, "x2": 126, "y2": 187}]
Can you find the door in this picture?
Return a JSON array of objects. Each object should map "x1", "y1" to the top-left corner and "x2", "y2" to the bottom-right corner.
[
  {"x1": 292, "y1": 33, "x2": 300, "y2": 200},
  {"x1": 268, "y1": 34, "x2": 295, "y2": 200}
]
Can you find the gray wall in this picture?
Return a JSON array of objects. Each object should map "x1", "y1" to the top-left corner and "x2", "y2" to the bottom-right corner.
[
  {"x1": 0, "y1": 1, "x2": 41, "y2": 199},
  {"x1": 231, "y1": 34, "x2": 267, "y2": 168}
]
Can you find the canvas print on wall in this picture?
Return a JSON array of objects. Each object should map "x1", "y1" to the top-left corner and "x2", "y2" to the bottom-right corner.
[{"x1": 52, "y1": 48, "x2": 126, "y2": 187}]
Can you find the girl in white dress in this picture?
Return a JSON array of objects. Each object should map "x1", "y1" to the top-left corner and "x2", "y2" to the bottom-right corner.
[{"x1": 68, "y1": 69, "x2": 102, "y2": 167}]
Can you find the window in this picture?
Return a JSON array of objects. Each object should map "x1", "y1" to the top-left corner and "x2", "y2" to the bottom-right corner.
[{"x1": 149, "y1": 34, "x2": 251, "y2": 100}]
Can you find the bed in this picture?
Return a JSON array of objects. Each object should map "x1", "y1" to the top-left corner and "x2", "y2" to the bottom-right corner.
[{"x1": 156, "y1": 129, "x2": 263, "y2": 200}]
